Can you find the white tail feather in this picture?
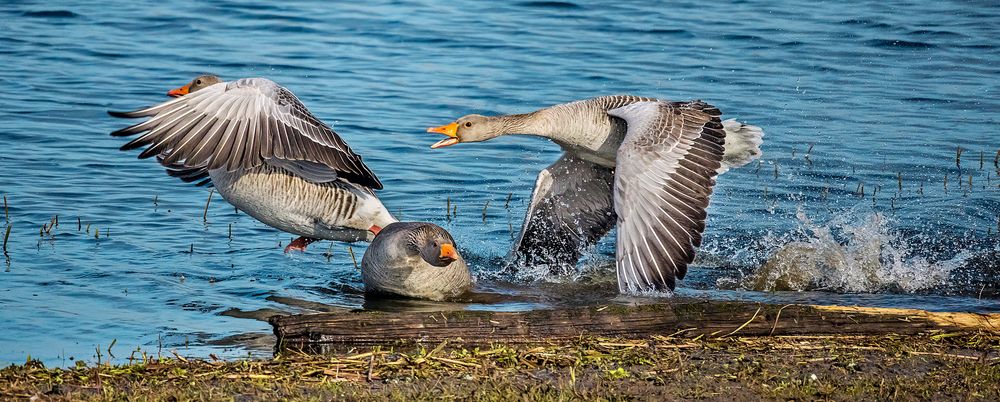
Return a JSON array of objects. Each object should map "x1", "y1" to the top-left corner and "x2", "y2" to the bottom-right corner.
[{"x1": 719, "y1": 119, "x2": 764, "y2": 174}]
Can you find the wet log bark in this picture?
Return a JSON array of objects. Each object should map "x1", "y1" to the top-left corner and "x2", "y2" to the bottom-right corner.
[{"x1": 270, "y1": 301, "x2": 999, "y2": 351}]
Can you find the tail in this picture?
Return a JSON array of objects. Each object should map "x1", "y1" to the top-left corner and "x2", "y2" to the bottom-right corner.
[{"x1": 718, "y1": 119, "x2": 764, "y2": 174}]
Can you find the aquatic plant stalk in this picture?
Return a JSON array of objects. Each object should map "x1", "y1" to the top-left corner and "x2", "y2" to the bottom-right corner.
[
  {"x1": 348, "y1": 246, "x2": 358, "y2": 269},
  {"x1": 2, "y1": 225, "x2": 10, "y2": 254},
  {"x1": 203, "y1": 189, "x2": 214, "y2": 222}
]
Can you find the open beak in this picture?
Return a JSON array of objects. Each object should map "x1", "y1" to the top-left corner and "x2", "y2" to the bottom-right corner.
[
  {"x1": 167, "y1": 84, "x2": 191, "y2": 98},
  {"x1": 439, "y1": 243, "x2": 459, "y2": 263},
  {"x1": 427, "y1": 122, "x2": 459, "y2": 149}
]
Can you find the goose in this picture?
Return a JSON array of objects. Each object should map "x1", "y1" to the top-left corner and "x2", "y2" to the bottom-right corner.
[
  {"x1": 361, "y1": 222, "x2": 472, "y2": 301},
  {"x1": 427, "y1": 96, "x2": 764, "y2": 292},
  {"x1": 109, "y1": 75, "x2": 396, "y2": 252}
]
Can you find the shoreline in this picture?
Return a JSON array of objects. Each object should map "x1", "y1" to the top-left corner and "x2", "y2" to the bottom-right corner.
[
  {"x1": 4, "y1": 300, "x2": 999, "y2": 401},
  {"x1": 3, "y1": 331, "x2": 997, "y2": 401}
]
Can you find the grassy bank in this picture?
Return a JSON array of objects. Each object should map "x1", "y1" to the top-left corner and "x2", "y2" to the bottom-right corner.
[{"x1": 3, "y1": 331, "x2": 998, "y2": 401}]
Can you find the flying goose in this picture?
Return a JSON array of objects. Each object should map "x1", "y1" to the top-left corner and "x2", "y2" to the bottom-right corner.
[
  {"x1": 361, "y1": 222, "x2": 472, "y2": 301},
  {"x1": 427, "y1": 96, "x2": 764, "y2": 292},
  {"x1": 109, "y1": 75, "x2": 396, "y2": 252}
]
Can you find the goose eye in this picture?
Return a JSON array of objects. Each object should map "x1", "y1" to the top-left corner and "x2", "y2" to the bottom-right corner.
[
  {"x1": 195, "y1": 79, "x2": 202, "y2": 85},
  {"x1": 464, "y1": 122, "x2": 472, "y2": 128}
]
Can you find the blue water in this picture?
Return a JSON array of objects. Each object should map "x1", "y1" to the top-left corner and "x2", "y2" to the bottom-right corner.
[{"x1": 1, "y1": 1, "x2": 999, "y2": 366}]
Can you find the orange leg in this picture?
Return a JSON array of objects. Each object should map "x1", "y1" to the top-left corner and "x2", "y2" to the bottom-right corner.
[{"x1": 284, "y1": 236, "x2": 319, "y2": 253}]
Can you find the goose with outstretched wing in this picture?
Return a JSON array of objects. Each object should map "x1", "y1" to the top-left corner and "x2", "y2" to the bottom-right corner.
[
  {"x1": 426, "y1": 96, "x2": 764, "y2": 292},
  {"x1": 110, "y1": 75, "x2": 396, "y2": 252}
]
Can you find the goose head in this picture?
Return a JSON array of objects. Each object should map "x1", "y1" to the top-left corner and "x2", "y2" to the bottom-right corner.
[
  {"x1": 167, "y1": 74, "x2": 222, "y2": 97},
  {"x1": 410, "y1": 224, "x2": 460, "y2": 267},
  {"x1": 427, "y1": 114, "x2": 506, "y2": 148}
]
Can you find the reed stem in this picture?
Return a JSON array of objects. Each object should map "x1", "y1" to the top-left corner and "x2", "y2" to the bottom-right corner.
[
  {"x1": 203, "y1": 189, "x2": 214, "y2": 222},
  {"x1": 2, "y1": 225, "x2": 10, "y2": 255},
  {"x1": 348, "y1": 246, "x2": 358, "y2": 270}
]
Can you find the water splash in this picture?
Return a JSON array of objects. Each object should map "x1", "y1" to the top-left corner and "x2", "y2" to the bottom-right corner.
[
  {"x1": 490, "y1": 254, "x2": 618, "y2": 286},
  {"x1": 723, "y1": 207, "x2": 964, "y2": 293}
]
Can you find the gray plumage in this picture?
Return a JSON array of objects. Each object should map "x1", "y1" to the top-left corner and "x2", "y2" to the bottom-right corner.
[
  {"x1": 361, "y1": 222, "x2": 472, "y2": 301},
  {"x1": 512, "y1": 154, "x2": 615, "y2": 269},
  {"x1": 109, "y1": 76, "x2": 396, "y2": 244},
  {"x1": 608, "y1": 101, "x2": 725, "y2": 292},
  {"x1": 430, "y1": 95, "x2": 764, "y2": 292},
  {"x1": 109, "y1": 77, "x2": 381, "y2": 189}
]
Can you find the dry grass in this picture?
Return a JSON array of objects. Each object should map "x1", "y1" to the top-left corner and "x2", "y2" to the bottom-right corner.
[{"x1": 2, "y1": 331, "x2": 998, "y2": 401}]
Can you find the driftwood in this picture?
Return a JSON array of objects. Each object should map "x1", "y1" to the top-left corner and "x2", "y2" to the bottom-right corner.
[{"x1": 270, "y1": 301, "x2": 1000, "y2": 352}]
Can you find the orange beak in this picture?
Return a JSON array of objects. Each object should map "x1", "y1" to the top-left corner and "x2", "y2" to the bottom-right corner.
[
  {"x1": 427, "y1": 122, "x2": 459, "y2": 149},
  {"x1": 439, "y1": 243, "x2": 458, "y2": 262},
  {"x1": 167, "y1": 84, "x2": 191, "y2": 98}
]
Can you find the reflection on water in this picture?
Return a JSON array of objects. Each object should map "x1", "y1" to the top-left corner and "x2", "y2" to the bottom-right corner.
[{"x1": 1, "y1": 0, "x2": 999, "y2": 366}]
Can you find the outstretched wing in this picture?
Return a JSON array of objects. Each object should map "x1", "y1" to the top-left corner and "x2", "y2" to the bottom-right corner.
[
  {"x1": 609, "y1": 101, "x2": 725, "y2": 292},
  {"x1": 108, "y1": 78, "x2": 382, "y2": 189},
  {"x1": 157, "y1": 155, "x2": 211, "y2": 187},
  {"x1": 510, "y1": 153, "x2": 616, "y2": 270}
]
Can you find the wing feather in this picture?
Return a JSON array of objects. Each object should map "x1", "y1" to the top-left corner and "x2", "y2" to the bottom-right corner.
[
  {"x1": 609, "y1": 100, "x2": 725, "y2": 292},
  {"x1": 108, "y1": 78, "x2": 382, "y2": 189},
  {"x1": 509, "y1": 154, "x2": 615, "y2": 271}
]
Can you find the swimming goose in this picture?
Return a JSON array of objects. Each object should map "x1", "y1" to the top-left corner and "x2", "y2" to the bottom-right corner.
[
  {"x1": 361, "y1": 222, "x2": 472, "y2": 301},
  {"x1": 427, "y1": 96, "x2": 764, "y2": 292},
  {"x1": 110, "y1": 75, "x2": 396, "y2": 252}
]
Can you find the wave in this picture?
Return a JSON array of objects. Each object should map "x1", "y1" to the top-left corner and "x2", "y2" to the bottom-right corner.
[
  {"x1": 516, "y1": 1, "x2": 582, "y2": 9},
  {"x1": 22, "y1": 10, "x2": 80, "y2": 18},
  {"x1": 864, "y1": 39, "x2": 937, "y2": 49}
]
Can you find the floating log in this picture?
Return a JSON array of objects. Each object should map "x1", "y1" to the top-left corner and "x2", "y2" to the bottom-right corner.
[{"x1": 270, "y1": 301, "x2": 1000, "y2": 352}]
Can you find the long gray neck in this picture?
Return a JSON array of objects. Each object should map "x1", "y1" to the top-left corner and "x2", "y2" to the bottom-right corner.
[
  {"x1": 493, "y1": 101, "x2": 614, "y2": 150},
  {"x1": 496, "y1": 111, "x2": 554, "y2": 137}
]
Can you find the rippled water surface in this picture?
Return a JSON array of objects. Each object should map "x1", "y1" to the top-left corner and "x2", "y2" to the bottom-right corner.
[{"x1": 1, "y1": 1, "x2": 999, "y2": 365}]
